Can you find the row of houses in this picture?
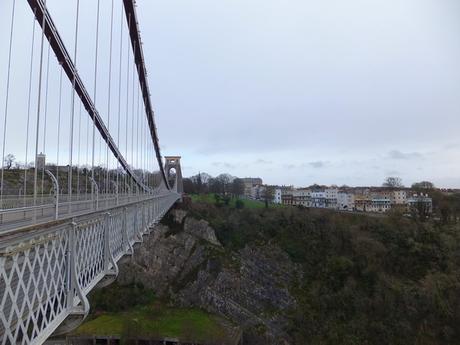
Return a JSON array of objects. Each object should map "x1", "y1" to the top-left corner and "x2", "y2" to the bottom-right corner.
[{"x1": 274, "y1": 187, "x2": 433, "y2": 214}]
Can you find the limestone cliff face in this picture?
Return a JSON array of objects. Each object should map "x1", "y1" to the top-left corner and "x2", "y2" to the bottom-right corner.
[
  {"x1": 118, "y1": 214, "x2": 220, "y2": 296},
  {"x1": 118, "y1": 209, "x2": 301, "y2": 344}
]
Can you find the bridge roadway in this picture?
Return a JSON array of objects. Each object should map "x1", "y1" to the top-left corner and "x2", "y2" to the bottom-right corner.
[
  {"x1": 0, "y1": 193, "x2": 164, "y2": 234},
  {"x1": 0, "y1": 191, "x2": 181, "y2": 344}
]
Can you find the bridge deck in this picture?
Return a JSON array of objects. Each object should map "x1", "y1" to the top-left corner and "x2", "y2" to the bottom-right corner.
[
  {"x1": 0, "y1": 193, "x2": 180, "y2": 345},
  {"x1": 0, "y1": 194, "x2": 157, "y2": 234}
]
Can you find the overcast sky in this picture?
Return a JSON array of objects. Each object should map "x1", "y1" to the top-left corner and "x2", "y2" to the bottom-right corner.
[{"x1": 1, "y1": 0, "x2": 460, "y2": 187}]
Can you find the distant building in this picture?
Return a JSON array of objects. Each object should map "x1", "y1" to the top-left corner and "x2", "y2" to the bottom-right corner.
[
  {"x1": 274, "y1": 188, "x2": 282, "y2": 204},
  {"x1": 355, "y1": 195, "x2": 371, "y2": 212},
  {"x1": 337, "y1": 191, "x2": 354, "y2": 211},
  {"x1": 281, "y1": 189, "x2": 294, "y2": 205},
  {"x1": 369, "y1": 196, "x2": 392, "y2": 213},
  {"x1": 250, "y1": 184, "x2": 266, "y2": 200},
  {"x1": 407, "y1": 193, "x2": 433, "y2": 214},
  {"x1": 325, "y1": 188, "x2": 338, "y2": 209},
  {"x1": 392, "y1": 190, "x2": 407, "y2": 205},
  {"x1": 293, "y1": 189, "x2": 311, "y2": 207},
  {"x1": 36, "y1": 153, "x2": 46, "y2": 170},
  {"x1": 311, "y1": 190, "x2": 326, "y2": 208},
  {"x1": 241, "y1": 177, "x2": 263, "y2": 199}
]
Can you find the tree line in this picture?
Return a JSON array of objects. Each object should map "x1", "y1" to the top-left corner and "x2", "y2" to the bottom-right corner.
[{"x1": 183, "y1": 173, "x2": 245, "y2": 197}]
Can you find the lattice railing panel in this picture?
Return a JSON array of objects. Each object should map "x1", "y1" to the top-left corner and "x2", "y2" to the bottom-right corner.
[
  {"x1": 126, "y1": 207, "x2": 136, "y2": 244},
  {"x1": 109, "y1": 211, "x2": 124, "y2": 261},
  {"x1": 0, "y1": 193, "x2": 180, "y2": 344},
  {"x1": 0, "y1": 227, "x2": 69, "y2": 345},
  {"x1": 75, "y1": 219, "x2": 105, "y2": 293}
]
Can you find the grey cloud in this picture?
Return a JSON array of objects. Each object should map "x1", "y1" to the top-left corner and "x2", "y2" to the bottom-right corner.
[
  {"x1": 255, "y1": 159, "x2": 272, "y2": 165},
  {"x1": 444, "y1": 142, "x2": 460, "y2": 150},
  {"x1": 385, "y1": 170, "x2": 400, "y2": 176},
  {"x1": 387, "y1": 150, "x2": 423, "y2": 160},
  {"x1": 284, "y1": 161, "x2": 329, "y2": 170},
  {"x1": 307, "y1": 161, "x2": 327, "y2": 168},
  {"x1": 212, "y1": 161, "x2": 236, "y2": 169}
]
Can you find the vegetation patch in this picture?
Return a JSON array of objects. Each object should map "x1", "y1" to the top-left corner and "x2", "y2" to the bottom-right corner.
[
  {"x1": 74, "y1": 283, "x2": 229, "y2": 344},
  {"x1": 190, "y1": 193, "x2": 276, "y2": 209},
  {"x1": 160, "y1": 211, "x2": 185, "y2": 237},
  {"x1": 186, "y1": 199, "x2": 460, "y2": 344}
]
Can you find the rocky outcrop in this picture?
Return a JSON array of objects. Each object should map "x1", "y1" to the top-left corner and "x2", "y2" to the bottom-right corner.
[
  {"x1": 118, "y1": 209, "x2": 301, "y2": 344},
  {"x1": 178, "y1": 246, "x2": 298, "y2": 337},
  {"x1": 119, "y1": 229, "x2": 206, "y2": 295}
]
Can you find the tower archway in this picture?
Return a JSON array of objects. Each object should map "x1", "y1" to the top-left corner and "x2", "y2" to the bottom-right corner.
[{"x1": 164, "y1": 156, "x2": 183, "y2": 193}]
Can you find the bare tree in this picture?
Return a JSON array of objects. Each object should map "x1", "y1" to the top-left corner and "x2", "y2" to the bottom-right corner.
[
  {"x1": 4, "y1": 154, "x2": 15, "y2": 170},
  {"x1": 383, "y1": 176, "x2": 403, "y2": 188}
]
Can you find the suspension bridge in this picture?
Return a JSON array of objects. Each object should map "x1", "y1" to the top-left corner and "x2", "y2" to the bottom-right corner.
[{"x1": 0, "y1": 0, "x2": 183, "y2": 343}]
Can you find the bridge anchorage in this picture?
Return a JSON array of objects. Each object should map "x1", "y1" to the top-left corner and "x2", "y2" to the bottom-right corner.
[{"x1": 0, "y1": 0, "x2": 183, "y2": 343}]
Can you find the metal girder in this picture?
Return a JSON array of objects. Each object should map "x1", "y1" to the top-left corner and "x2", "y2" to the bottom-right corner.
[
  {"x1": 122, "y1": 0, "x2": 170, "y2": 190},
  {"x1": 26, "y1": 0, "x2": 149, "y2": 192}
]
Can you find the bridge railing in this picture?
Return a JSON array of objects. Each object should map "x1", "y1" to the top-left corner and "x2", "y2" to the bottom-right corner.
[
  {"x1": 0, "y1": 193, "x2": 163, "y2": 233},
  {"x1": 0, "y1": 194, "x2": 123, "y2": 210},
  {"x1": 0, "y1": 192, "x2": 180, "y2": 345}
]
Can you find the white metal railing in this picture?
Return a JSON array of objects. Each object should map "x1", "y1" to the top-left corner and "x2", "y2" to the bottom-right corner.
[
  {"x1": 0, "y1": 194, "x2": 122, "y2": 210},
  {"x1": 0, "y1": 194, "x2": 157, "y2": 233},
  {"x1": 0, "y1": 192, "x2": 180, "y2": 345}
]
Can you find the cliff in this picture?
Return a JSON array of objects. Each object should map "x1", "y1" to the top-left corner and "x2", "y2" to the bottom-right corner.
[{"x1": 118, "y1": 208, "x2": 301, "y2": 344}]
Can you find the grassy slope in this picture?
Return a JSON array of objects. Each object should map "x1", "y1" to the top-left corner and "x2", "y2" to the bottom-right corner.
[
  {"x1": 74, "y1": 307, "x2": 225, "y2": 342},
  {"x1": 190, "y1": 193, "x2": 281, "y2": 209},
  {"x1": 72, "y1": 284, "x2": 228, "y2": 343}
]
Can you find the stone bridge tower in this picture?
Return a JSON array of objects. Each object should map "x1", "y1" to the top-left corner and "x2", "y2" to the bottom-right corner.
[{"x1": 164, "y1": 156, "x2": 183, "y2": 194}]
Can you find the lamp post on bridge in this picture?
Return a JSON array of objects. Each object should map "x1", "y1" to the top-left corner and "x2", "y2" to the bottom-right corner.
[{"x1": 45, "y1": 169, "x2": 59, "y2": 220}]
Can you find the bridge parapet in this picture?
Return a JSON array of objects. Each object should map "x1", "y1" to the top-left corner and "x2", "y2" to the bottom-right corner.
[{"x1": 0, "y1": 192, "x2": 180, "y2": 344}]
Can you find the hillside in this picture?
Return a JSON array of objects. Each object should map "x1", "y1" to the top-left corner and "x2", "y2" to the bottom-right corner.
[{"x1": 77, "y1": 199, "x2": 460, "y2": 344}]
